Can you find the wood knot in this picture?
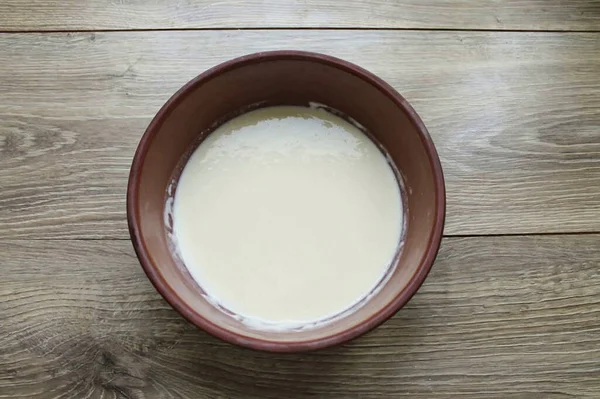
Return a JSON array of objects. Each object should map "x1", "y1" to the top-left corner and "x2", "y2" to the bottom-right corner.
[{"x1": 94, "y1": 349, "x2": 149, "y2": 398}]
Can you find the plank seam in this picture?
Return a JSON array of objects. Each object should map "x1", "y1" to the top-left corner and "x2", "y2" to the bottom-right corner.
[{"x1": 0, "y1": 27, "x2": 599, "y2": 34}]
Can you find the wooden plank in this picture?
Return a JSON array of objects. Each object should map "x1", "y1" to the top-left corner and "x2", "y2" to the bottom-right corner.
[
  {"x1": 0, "y1": 235, "x2": 599, "y2": 398},
  {"x1": 0, "y1": 1, "x2": 599, "y2": 31},
  {"x1": 0, "y1": 31, "x2": 599, "y2": 239}
]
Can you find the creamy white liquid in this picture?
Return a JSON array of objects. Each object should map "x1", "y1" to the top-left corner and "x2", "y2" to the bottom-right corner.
[{"x1": 172, "y1": 106, "x2": 403, "y2": 328}]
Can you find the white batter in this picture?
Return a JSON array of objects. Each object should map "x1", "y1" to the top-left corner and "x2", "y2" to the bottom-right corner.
[{"x1": 172, "y1": 106, "x2": 403, "y2": 327}]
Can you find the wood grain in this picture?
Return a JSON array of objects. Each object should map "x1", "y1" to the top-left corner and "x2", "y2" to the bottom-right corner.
[
  {"x1": 0, "y1": 0, "x2": 599, "y2": 31},
  {"x1": 0, "y1": 235, "x2": 599, "y2": 398},
  {"x1": 1, "y1": 31, "x2": 599, "y2": 239}
]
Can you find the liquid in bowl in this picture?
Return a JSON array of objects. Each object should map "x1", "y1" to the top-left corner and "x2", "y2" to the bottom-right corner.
[{"x1": 168, "y1": 105, "x2": 405, "y2": 330}]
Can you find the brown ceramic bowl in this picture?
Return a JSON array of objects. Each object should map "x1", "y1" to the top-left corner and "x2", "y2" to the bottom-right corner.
[{"x1": 127, "y1": 51, "x2": 445, "y2": 352}]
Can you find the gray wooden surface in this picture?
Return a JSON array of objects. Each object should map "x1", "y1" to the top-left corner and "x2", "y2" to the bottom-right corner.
[
  {"x1": 1, "y1": 236, "x2": 599, "y2": 398},
  {"x1": 1, "y1": 0, "x2": 599, "y2": 31},
  {"x1": 0, "y1": 2, "x2": 599, "y2": 398},
  {"x1": 1, "y1": 31, "x2": 599, "y2": 239}
]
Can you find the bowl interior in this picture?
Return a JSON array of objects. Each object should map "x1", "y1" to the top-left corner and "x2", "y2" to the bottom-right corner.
[{"x1": 128, "y1": 52, "x2": 444, "y2": 351}]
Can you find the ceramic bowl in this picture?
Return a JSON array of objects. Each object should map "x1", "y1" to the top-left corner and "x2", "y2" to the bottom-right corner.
[{"x1": 127, "y1": 51, "x2": 445, "y2": 352}]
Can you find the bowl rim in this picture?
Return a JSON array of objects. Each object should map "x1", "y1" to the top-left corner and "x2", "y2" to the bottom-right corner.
[{"x1": 127, "y1": 50, "x2": 446, "y2": 352}]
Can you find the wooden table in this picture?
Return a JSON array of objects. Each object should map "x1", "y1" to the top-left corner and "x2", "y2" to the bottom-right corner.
[{"x1": 1, "y1": 2, "x2": 599, "y2": 398}]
